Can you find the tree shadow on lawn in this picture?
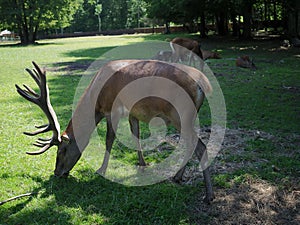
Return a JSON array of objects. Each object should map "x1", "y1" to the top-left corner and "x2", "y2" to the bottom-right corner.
[
  {"x1": 63, "y1": 46, "x2": 115, "y2": 60},
  {"x1": 1, "y1": 170, "x2": 204, "y2": 224},
  {"x1": 45, "y1": 46, "x2": 115, "y2": 74},
  {"x1": 0, "y1": 41, "x2": 64, "y2": 48}
]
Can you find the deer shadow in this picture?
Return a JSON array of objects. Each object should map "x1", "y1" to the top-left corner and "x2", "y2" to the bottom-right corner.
[{"x1": 0, "y1": 169, "x2": 204, "y2": 224}]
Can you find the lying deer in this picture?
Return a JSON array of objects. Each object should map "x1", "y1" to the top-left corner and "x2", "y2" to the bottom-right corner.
[
  {"x1": 170, "y1": 37, "x2": 203, "y2": 65},
  {"x1": 16, "y1": 60, "x2": 214, "y2": 202},
  {"x1": 201, "y1": 50, "x2": 221, "y2": 60},
  {"x1": 236, "y1": 55, "x2": 257, "y2": 70}
]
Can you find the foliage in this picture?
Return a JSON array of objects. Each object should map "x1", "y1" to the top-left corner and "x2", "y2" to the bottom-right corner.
[
  {"x1": 126, "y1": 0, "x2": 148, "y2": 28},
  {"x1": 144, "y1": 0, "x2": 181, "y2": 22},
  {"x1": 141, "y1": 0, "x2": 299, "y2": 38},
  {"x1": 0, "y1": 0, "x2": 298, "y2": 39},
  {"x1": 69, "y1": 0, "x2": 130, "y2": 32},
  {"x1": 69, "y1": 0, "x2": 99, "y2": 32},
  {"x1": 100, "y1": 0, "x2": 128, "y2": 30},
  {"x1": 0, "y1": 0, "x2": 81, "y2": 44}
]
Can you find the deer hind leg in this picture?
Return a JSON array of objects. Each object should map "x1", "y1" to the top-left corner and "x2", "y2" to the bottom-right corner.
[
  {"x1": 129, "y1": 115, "x2": 147, "y2": 167},
  {"x1": 172, "y1": 124, "x2": 214, "y2": 203},
  {"x1": 194, "y1": 138, "x2": 214, "y2": 203},
  {"x1": 173, "y1": 130, "x2": 197, "y2": 182},
  {"x1": 96, "y1": 114, "x2": 118, "y2": 175},
  {"x1": 170, "y1": 116, "x2": 194, "y2": 183}
]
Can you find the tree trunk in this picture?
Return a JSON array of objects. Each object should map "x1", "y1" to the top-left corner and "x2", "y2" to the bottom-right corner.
[
  {"x1": 98, "y1": 14, "x2": 102, "y2": 32},
  {"x1": 200, "y1": 12, "x2": 207, "y2": 38},
  {"x1": 287, "y1": 0, "x2": 300, "y2": 37},
  {"x1": 216, "y1": 11, "x2": 228, "y2": 36},
  {"x1": 20, "y1": 22, "x2": 37, "y2": 45},
  {"x1": 165, "y1": 21, "x2": 170, "y2": 34},
  {"x1": 242, "y1": 2, "x2": 253, "y2": 39},
  {"x1": 15, "y1": 1, "x2": 37, "y2": 45},
  {"x1": 231, "y1": 13, "x2": 238, "y2": 37},
  {"x1": 19, "y1": 26, "x2": 37, "y2": 45},
  {"x1": 273, "y1": 1, "x2": 278, "y2": 32}
]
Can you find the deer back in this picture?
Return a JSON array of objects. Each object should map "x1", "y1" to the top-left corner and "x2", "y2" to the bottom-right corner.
[{"x1": 81, "y1": 60, "x2": 212, "y2": 121}]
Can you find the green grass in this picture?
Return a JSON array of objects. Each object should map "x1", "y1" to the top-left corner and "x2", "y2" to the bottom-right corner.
[{"x1": 0, "y1": 34, "x2": 299, "y2": 224}]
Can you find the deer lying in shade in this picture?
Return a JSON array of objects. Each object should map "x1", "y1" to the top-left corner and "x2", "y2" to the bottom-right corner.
[
  {"x1": 201, "y1": 50, "x2": 221, "y2": 60},
  {"x1": 16, "y1": 60, "x2": 215, "y2": 202},
  {"x1": 236, "y1": 55, "x2": 257, "y2": 70}
]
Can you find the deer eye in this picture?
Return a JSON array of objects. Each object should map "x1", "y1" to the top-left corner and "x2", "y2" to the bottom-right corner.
[
  {"x1": 61, "y1": 133, "x2": 70, "y2": 144},
  {"x1": 57, "y1": 146, "x2": 67, "y2": 156}
]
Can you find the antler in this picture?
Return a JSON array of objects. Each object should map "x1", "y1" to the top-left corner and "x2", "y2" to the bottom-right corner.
[{"x1": 15, "y1": 62, "x2": 61, "y2": 155}]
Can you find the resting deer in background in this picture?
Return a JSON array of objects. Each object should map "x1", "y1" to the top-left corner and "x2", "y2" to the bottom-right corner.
[
  {"x1": 236, "y1": 55, "x2": 257, "y2": 70},
  {"x1": 201, "y1": 49, "x2": 221, "y2": 60},
  {"x1": 16, "y1": 60, "x2": 214, "y2": 202},
  {"x1": 170, "y1": 37, "x2": 203, "y2": 66}
]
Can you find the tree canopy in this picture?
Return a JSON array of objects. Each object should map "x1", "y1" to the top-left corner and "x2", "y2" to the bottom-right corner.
[
  {"x1": 0, "y1": 0, "x2": 81, "y2": 44},
  {"x1": 0, "y1": 0, "x2": 299, "y2": 45}
]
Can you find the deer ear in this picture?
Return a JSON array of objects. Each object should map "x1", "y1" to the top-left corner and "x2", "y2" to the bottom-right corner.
[{"x1": 61, "y1": 133, "x2": 70, "y2": 143}]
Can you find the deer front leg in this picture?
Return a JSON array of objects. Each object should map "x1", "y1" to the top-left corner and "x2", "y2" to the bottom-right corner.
[
  {"x1": 187, "y1": 52, "x2": 193, "y2": 66},
  {"x1": 96, "y1": 115, "x2": 117, "y2": 175},
  {"x1": 173, "y1": 165, "x2": 186, "y2": 183},
  {"x1": 129, "y1": 115, "x2": 147, "y2": 167}
]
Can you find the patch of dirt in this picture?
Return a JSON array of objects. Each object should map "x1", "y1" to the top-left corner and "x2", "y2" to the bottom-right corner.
[
  {"x1": 190, "y1": 179, "x2": 300, "y2": 225},
  {"x1": 161, "y1": 128, "x2": 300, "y2": 224},
  {"x1": 181, "y1": 128, "x2": 274, "y2": 183}
]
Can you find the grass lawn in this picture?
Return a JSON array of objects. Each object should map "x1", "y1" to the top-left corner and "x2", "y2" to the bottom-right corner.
[{"x1": 0, "y1": 34, "x2": 299, "y2": 224}]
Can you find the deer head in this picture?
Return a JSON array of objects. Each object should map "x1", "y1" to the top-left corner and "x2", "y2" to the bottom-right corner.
[{"x1": 16, "y1": 62, "x2": 81, "y2": 177}]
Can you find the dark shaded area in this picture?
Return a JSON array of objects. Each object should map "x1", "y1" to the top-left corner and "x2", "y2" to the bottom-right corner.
[
  {"x1": 0, "y1": 171, "x2": 199, "y2": 224},
  {"x1": 0, "y1": 41, "x2": 63, "y2": 48},
  {"x1": 47, "y1": 46, "x2": 115, "y2": 73}
]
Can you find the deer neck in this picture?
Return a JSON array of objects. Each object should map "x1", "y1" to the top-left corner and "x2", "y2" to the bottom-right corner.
[{"x1": 64, "y1": 91, "x2": 103, "y2": 152}]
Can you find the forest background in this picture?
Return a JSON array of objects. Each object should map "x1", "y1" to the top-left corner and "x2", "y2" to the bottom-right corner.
[{"x1": 0, "y1": 0, "x2": 299, "y2": 45}]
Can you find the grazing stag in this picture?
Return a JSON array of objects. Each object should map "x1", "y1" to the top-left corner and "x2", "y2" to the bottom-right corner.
[
  {"x1": 170, "y1": 37, "x2": 203, "y2": 66},
  {"x1": 236, "y1": 55, "x2": 257, "y2": 70},
  {"x1": 16, "y1": 60, "x2": 214, "y2": 202}
]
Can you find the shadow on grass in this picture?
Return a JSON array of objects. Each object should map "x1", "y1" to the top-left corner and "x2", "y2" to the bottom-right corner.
[
  {"x1": 0, "y1": 170, "x2": 200, "y2": 224},
  {"x1": 63, "y1": 46, "x2": 115, "y2": 60},
  {"x1": 0, "y1": 41, "x2": 64, "y2": 48},
  {"x1": 45, "y1": 46, "x2": 115, "y2": 74}
]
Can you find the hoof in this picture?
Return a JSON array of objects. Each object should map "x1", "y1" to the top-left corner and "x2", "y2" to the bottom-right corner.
[
  {"x1": 96, "y1": 168, "x2": 106, "y2": 176},
  {"x1": 138, "y1": 161, "x2": 148, "y2": 167},
  {"x1": 203, "y1": 193, "x2": 215, "y2": 204},
  {"x1": 137, "y1": 162, "x2": 150, "y2": 172},
  {"x1": 171, "y1": 176, "x2": 183, "y2": 184}
]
